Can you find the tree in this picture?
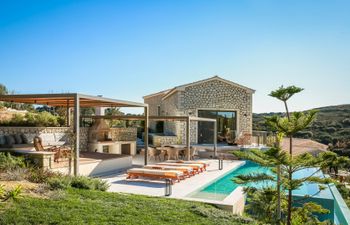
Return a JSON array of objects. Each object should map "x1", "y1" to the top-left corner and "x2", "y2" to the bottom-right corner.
[
  {"x1": 233, "y1": 85, "x2": 335, "y2": 225},
  {"x1": 269, "y1": 85, "x2": 311, "y2": 225},
  {"x1": 105, "y1": 107, "x2": 125, "y2": 127},
  {"x1": 0, "y1": 84, "x2": 8, "y2": 95}
]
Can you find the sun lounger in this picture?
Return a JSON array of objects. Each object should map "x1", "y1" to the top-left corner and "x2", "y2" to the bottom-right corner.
[
  {"x1": 165, "y1": 160, "x2": 209, "y2": 170},
  {"x1": 157, "y1": 162, "x2": 204, "y2": 173},
  {"x1": 126, "y1": 168, "x2": 184, "y2": 184},
  {"x1": 144, "y1": 164, "x2": 194, "y2": 177}
]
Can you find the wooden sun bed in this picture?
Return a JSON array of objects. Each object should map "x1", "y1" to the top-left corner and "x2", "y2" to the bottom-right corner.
[
  {"x1": 144, "y1": 164, "x2": 194, "y2": 177},
  {"x1": 126, "y1": 168, "x2": 184, "y2": 184},
  {"x1": 156, "y1": 162, "x2": 204, "y2": 173},
  {"x1": 165, "y1": 160, "x2": 209, "y2": 170}
]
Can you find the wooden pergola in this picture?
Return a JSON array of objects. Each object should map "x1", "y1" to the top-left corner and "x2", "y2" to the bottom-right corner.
[
  {"x1": 0, "y1": 93, "x2": 149, "y2": 176},
  {"x1": 81, "y1": 115, "x2": 218, "y2": 161}
]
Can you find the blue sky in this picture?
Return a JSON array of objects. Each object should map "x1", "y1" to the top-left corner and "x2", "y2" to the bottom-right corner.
[{"x1": 0, "y1": 0, "x2": 349, "y2": 114}]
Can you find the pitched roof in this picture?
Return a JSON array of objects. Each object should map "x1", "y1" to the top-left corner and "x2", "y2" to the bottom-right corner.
[{"x1": 143, "y1": 75, "x2": 255, "y2": 100}]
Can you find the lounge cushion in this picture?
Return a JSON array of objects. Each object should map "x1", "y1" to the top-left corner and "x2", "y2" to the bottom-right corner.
[
  {"x1": 21, "y1": 134, "x2": 29, "y2": 144},
  {"x1": 0, "y1": 135, "x2": 5, "y2": 146},
  {"x1": 167, "y1": 160, "x2": 209, "y2": 166},
  {"x1": 5, "y1": 135, "x2": 16, "y2": 147},
  {"x1": 127, "y1": 168, "x2": 183, "y2": 176},
  {"x1": 158, "y1": 162, "x2": 204, "y2": 169},
  {"x1": 14, "y1": 134, "x2": 23, "y2": 144},
  {"x1": 145, "y1": 165, "x2": 193, "y2": 172}
]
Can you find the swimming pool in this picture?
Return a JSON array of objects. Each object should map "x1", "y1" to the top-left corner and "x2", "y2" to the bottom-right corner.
[{"x1": 188, "y1": 161, "x2": 350, "y2": 224}]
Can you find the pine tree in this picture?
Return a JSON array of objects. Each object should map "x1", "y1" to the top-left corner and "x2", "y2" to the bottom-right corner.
[{"x1": 233, "y1": 86, "x2": 337, "y2": 224}]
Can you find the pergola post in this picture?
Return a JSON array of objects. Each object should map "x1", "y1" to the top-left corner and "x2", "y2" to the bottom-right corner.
[
  {"x1": 144, "y1": 106, "x2": 149, "y2": 165},
  {"x1": 213, "y1": 120, "x2": 217, "y2": 158},
  {"x1": 186, "y1": 116, "x2": 191, "y2": 161},
  {"x1": 73, "y1": 94, "x2": 80, "y2": 176},
  {"x1": 66, "y1": 100, "x2": 70, "y2": 127}
]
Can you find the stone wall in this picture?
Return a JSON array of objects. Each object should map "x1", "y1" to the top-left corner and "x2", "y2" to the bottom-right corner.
[
  {"x1": 144, "y1": 94, "x2": 163, "y2": 131},
  {"x1": 144, "y1": 78, "x2": 253, "y2": 144},
  {"x1": 109, "y1": 127, "x2": 137, "y2": 141},
  {"x1": 150, "y1": 134, "x2": 178, "y2": 147},
  {"x1": 0, "y1": 126, "x2": 89, "y2": 151},
  {"x1": 182, "y1": 79, "x2": 252, "y2": 135}
]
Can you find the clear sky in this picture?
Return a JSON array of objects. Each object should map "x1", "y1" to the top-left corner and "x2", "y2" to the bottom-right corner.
[{"x1": 1, "y1": 0, "x2": 349, "y2": 114}]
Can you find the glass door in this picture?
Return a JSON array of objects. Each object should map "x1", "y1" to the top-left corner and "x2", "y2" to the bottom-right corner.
[{"x1": 198, "y1": 110, "x2": 237, "y2": 144}]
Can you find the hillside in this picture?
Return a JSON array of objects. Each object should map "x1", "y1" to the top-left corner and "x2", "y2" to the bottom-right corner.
[{"x1": 253, "y1": 104, "x2": 350, "y2": 148}]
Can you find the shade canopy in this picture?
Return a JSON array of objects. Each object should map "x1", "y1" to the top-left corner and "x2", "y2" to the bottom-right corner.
[{"x1": 0, "y1": 93, "x2": 147, "y2": 108}]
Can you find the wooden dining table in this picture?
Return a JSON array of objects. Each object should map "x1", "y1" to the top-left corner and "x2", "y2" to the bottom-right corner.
[{"x1": 157, "y1": 145, "x2": 187, "y2": 160}]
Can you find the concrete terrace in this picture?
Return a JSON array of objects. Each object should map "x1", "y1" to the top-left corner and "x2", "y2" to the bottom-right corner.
[{"x1": 102, "y1": 156, "x2": 246, "y2": 212}]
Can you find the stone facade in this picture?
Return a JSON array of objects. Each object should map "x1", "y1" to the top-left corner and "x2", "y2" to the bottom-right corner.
[
  {"x1": 144, "y1": 76, "x2": 254, "y2": 144},
  {"x1": 0, "y1": 126, "x2": 89, "y2": 151},
  {"x1": 149, "y1": 133, "x2": 179, "y2": 147},
  {"x1": 109, "y1": 127, "x2": 137, "y2": 141}
]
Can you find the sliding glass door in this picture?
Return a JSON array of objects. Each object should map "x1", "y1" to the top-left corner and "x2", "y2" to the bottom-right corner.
[{"x1": 197, "y1": 110, "x2": 237, "y2": 144}]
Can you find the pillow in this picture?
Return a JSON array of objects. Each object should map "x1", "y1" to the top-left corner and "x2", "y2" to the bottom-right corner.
[
  {"x1": 14, "y1": 134, "x2": 23, "y2": 144},
  {"x1": 0, "y1": 135, "x2": 5, "y2": 146},
  {"x1": 5, "y1": 135, "x2": 16, "y2": 147},
  {"x1": 21, "y1": 134, "x2": 29, "y2": 144}
]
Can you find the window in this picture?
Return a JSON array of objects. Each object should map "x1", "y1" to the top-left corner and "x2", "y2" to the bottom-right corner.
[
  {"x1": 157, "y1": 106, "x2": 161, "y2": 116},
  {"x1": 197, "y1": 110, "x2": 237, "y2": 144}
]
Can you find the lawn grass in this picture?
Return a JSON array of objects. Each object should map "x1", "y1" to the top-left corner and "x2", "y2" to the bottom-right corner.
[{"x1": 0, "y1": 188, "x2": 254, "y2": 225}]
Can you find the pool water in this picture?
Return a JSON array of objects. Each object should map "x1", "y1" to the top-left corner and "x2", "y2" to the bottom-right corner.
[
  {"x1": 189, "y1": 161, "x2": 273, "y2": 200},
  {"x1": 188, "y1": 161, "x2": 350, "y2": 224}
]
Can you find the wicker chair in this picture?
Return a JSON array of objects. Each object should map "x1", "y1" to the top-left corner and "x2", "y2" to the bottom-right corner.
[{"x1": 147, "y1": 147, "x2": 162, "y2": 161}]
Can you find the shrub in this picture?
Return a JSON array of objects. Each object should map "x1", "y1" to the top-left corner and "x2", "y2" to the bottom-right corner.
[
  {"x1": 92, "y1": 178, "x2": 110, "y2": 191},
  {"x1": 0, "y1": 111, "x2": 63, "y2": 127},
  {"x1": 26, "y1": 168, "x2": 60, "y2": 183},
  {"x1": 46, "y1": 175, "x2": 109, "y2": 191},
  {"x1": 190, "y1": 205, "x2": 254, "y2": 224},
  {"x1": 325, "y1": 127, "x2": 337, "y2": 133},
  {"x1": 0, "y1": 153, "x2": 25, "y2": 172},
  {"x1": 342, "y1": 118, "x2": 350, "y2": 127},
  {"x1": 70, "y1": 176, "x2": 95, "y2": 190},
  {"x1": 318, "y1": 134, "x2": 333, "y2": 145},
  {"x1": 295, "y1": 131, "x2": 313, "y2": 139},
  {"x1": 2, "y1": 185, "x2": 22, "y2": 202},
  {"x1": 0, "y1": 167, "x2": 28, "y2": 181},
  {"x1": 70, "y1": 176, "x2": 109, "y2": 191},
  {"x1": 0, "y1": 184, "x2": 4, "y2": 198},
  {"x1": 47, "y1": 176, "x2": 71, "y2": 190}
]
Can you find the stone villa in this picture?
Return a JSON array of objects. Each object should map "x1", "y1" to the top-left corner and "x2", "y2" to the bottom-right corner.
[{"x1": 143, "y1": 76, "x2": 255, "y2": 145}]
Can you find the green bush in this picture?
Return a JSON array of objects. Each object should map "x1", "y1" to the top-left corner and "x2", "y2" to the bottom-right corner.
[
  {"x1": 70, "y1": 176, "x2": 95, "y2": 190},
  {"x1": 0, "y1": 167, "x2": 28, "y2": 181},
  {"x1": 47, "y1": 175, "x2": 109, "y2": 191},
  {"x1": 91, "y1": 178, "x2": 110, "y2": 191},
  {"x1": 0, "y1": 153, "x2": 25, "y2": 172},
  {"x1": 47, "y1": 176, "x2": 71, "y2": 190},
  {"x1": 0, "y1": 111, "x2": 64, "y2": 127},
  {"x1": 1, "y1": 185, "x2": 22, "y2": 202},
  {"x1": 26, "y1": 168, "x2": 60, "y2": 183},
  {"x1": 70, "y1": 176, "x2": 109, "y2": 191}
]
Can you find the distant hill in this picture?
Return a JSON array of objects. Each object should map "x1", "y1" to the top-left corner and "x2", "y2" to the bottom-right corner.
[{"x1": 253, "y1": 104, "x2": 350, "y2": 147}]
